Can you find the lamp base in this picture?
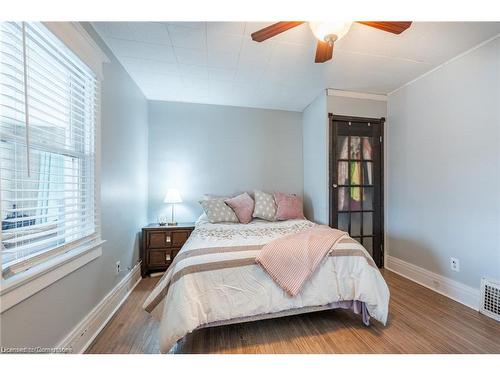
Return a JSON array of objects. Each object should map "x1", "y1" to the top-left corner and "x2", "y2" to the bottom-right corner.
[{"x1": 167, "y1": 222, "x2": 178, "y2": 226}]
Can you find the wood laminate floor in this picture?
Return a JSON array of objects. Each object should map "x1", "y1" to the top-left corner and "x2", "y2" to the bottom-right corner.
[{"x1": 86, "y1": 269, "x2": 500, "y2": 354}]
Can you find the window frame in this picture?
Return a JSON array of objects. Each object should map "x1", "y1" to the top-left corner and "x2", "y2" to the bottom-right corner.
[{"x1": 0, "y1": 22, "x2": 108, "y2": 313}]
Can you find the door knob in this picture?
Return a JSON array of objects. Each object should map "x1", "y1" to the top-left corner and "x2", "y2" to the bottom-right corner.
[{"x1": 332, "y1": 184, "x2": 338, "y2": 188}]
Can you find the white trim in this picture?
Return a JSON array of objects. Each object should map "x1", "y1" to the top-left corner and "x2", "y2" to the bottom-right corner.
[
  {"x1": 57, "y1": 263, "x2": 142, "y2": 354},
  {"x1": 43, "y1": 22, "x2": 110, "y2": 80},
  {"x1": 0, "y1": 240, "x2": 104, "y2": 313},
  {"x1": 327, "y1": 88, "x2": 387, "y2": 102},
  {"x1": 3, "y1": 234, "x2": 99, "y2": 277},
  {"x1": 385, "y1": 255, "x2": 480, "y2": 311},
  {"x1": 95, "y1": 81, "x2": 103, "y2": 241},
  {"x1": 388, "y1": 33, "x2": 500, "y2": 96}
]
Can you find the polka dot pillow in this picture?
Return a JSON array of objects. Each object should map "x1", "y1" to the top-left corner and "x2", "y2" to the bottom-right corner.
[
  {"x1": 199, "y1": 198, "x2": 239, "y2": 223},
  {"x1": 252, "y1": 190, "x2": 277, "y2": 221}
]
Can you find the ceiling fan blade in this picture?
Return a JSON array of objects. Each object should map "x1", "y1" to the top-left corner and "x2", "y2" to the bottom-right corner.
[
  {"x1": 356, "y1": 21, "x2": 412, "y2": 34},
  {"x1": 251, "y1": 22, "x2": 305, "y2": 42},
  {"x1": 315, "y1": 40, "x2": 333, "y2": 63}
]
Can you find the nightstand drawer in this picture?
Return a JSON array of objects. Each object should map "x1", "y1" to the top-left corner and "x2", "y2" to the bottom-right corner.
[
  {"x1": 147, "y1": 231, "x2": 173, "y2": 249},
  {"x1": 171, "y1": 230, "x2": 190, "y2": 247},
  {"x1": 148, "y1": 249, "x2": 173, "y2": 267}
]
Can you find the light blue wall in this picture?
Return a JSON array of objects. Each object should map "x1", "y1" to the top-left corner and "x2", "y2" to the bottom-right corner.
[
  {"x1": 302, "y1": 91, "x2": 329, "y2": 224},
  {"x1": 0, "y1": 23, "x2": 149, "y2": 347},
  {"x1": 302, "y1": 92, "x2": 388, "y2": 225},
  {"x1": 387, "y1": 37, "x2": 500, "y2": 288},
  {"x1": 147, "y1": 101, "x2": 303, "y2": 223},
  {"x1": 327, "y1": 95, "x2": 387, "y2": 119}
]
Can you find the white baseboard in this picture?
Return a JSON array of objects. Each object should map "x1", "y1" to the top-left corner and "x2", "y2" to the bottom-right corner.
[
  {"x1": 385, "y1": 255, "x2": 480, "y2": 311},
  {"x1": 57, "y1": 262, "x2": 142, "y2": 353}
]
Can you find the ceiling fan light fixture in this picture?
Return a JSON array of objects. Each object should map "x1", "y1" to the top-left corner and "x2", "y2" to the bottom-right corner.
[{"x1": 308, "y1": 21, "x2": 353, "y2": 44}]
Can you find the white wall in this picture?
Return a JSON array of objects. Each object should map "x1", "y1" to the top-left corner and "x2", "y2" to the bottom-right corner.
[
  {"x1": 387, "y1": 37, "x2": 500, "y2": 289},
  {"x1": 147, "y1": 101, "x2": 303, "y2": 223},
  {"x1": 0, "y1": 23, "x2": 149, "y2": 348},
  {"x1": 302, "y1": 91, "x2": 329, "y2": 223}
]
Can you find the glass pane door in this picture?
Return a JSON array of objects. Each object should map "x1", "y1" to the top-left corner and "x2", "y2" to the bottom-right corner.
[{"x1": 330, "y1": 117, "x2": 383, "y2": 267}]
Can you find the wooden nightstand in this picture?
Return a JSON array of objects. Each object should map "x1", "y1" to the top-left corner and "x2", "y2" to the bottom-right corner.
[{"x1": 140, "y1": 223, "x2": 195, "y2": 277}]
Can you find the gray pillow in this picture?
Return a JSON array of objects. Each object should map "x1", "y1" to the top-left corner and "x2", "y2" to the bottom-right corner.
[
  {"x1": 252, "y1": 190, "x2": 276, "y2": 221},
  {"x1": 199, "y1": 198, "x2": 239, "y2": 223}
]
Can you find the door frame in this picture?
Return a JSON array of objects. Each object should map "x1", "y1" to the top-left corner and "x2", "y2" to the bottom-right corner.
[{"x1": 328, "y1": 114, "x2": 385, "y2": 267}]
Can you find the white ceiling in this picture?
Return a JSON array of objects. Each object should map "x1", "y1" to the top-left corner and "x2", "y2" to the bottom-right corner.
[{"x1": 92, "y1": 22, "x2": 500, "y2": 111}]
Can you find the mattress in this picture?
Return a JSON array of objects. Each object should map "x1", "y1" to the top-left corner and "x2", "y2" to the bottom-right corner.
[{"x1": 143, "y1": 217, "x2": 390, "y2": 353}]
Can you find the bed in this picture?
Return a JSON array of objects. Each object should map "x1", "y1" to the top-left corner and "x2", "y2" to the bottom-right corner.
[{"x1": 143, "y1": 215, "x2": 390, "y2": 353}]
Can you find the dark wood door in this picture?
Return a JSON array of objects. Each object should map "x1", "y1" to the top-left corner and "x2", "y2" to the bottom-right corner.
[{"x1": 329, "y1": 115, "x2": 385, "y2": 267}]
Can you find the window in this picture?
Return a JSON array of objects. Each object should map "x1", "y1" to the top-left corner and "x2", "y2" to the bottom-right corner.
[{"x1": 1, "y1": 22, "x2": 99, "y2": 278}]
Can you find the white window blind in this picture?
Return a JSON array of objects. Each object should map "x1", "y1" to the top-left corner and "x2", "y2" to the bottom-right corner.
[{"x1": 1, "y1": 22, "x2": 99, "y2": 277}]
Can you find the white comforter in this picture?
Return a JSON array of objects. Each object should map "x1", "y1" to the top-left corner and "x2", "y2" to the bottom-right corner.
[{"x1": 144, "y1": 217, "x2": 390, "y2": 353}]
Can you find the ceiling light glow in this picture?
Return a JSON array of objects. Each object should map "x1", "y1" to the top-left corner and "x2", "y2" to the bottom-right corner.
[{"x1": 308, "y1": 21, "x2": 353, "y2": 43}]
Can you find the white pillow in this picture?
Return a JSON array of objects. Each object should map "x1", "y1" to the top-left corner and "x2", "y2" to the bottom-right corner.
[
  {"x1": 252, "y1": 190, "x2": 277, "y2": 221},
  {"x1": 199, "y1": 198, "x2": 239, "y2": 223},
  {"x1": 195, "y1": 213, "x2": 209, "y2": 225}
]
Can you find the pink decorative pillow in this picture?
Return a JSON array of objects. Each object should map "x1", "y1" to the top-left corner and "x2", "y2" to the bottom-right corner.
[
  {"x1": 273, "y1": 192, "x2": 305, "y2": 221},
  {"x1": 225, "y1": 192, "x2": 255, "y2": 224}
]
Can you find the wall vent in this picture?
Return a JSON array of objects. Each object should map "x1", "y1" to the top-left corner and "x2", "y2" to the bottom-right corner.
[{"x1": 480, "y1": 277, "x2": 500, "y2": 322}]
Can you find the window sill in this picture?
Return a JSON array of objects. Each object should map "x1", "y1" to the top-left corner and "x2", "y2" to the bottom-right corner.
[{"x1": 0, "y1": 239, "x2": 105, "y2": 313}]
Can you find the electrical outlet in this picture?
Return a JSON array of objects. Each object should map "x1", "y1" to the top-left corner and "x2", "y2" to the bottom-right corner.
[
  {"x1": 115, "y1": 261, "x2": 121, "y2": 275},
  {"x1": 450, "y1": 257, "x2": 460, "y2": 272}
]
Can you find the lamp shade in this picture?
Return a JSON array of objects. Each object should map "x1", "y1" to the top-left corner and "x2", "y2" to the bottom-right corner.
[
  {"x1": 308, "y1": 21, "x2": 352, "y2": 42},
  {"x1": 164, "y1": 188, "x2": 182, "y2": 204}
]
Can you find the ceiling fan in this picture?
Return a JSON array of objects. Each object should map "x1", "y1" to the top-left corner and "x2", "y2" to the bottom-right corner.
[{"x1": 251, "y1": 21, "x2": 412, "y2": 63}]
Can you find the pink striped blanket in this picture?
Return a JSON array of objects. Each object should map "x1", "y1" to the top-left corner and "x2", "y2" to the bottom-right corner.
[{"x1": 255, "y1": 226, "x2": 347, "y2": 296}]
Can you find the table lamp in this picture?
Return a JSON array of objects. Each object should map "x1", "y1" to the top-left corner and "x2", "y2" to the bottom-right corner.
[{"x1": 163, "y1": 188, "x2": 182, "y2": 226}]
